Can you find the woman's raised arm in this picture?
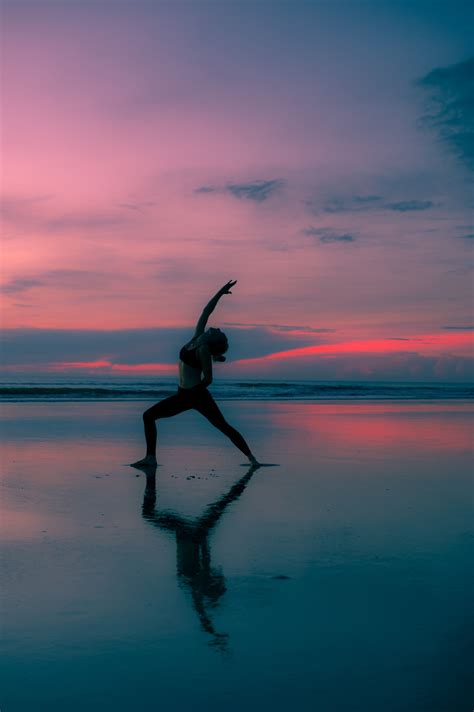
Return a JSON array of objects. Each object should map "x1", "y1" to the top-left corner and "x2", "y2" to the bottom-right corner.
[{"x1": 193, "y1": 280, "x2": 237, "y2": 337}]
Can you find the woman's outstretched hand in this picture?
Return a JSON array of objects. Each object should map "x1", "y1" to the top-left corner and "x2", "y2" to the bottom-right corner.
[{"x1": 219, "y1": 280, "x2": 237, "y2": 295}]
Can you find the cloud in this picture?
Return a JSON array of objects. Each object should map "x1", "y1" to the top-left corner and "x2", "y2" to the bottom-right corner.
[
  {"x1": 232, "y1": 332, "x2": 472, "y2": 362},
  {"x1": 194, "y1": 179, "x2": 283, "y2": 202},
  {"x1": 384, "y1": 200, "x2": 433, "y2": 212},
  {"x1": 305, "y1": 189, "x2": 437, "y2": 216},
  {"x1": 226, "y1": 179, "x2": 283, "y2": 202},
  {"x1": 1, "y1": 193, "x2": 134, "y2": 234},
  {"x1": 459, "y1": 233, "x2": 474, "y2": 239},
  {"x1": 319, "y1": 233, "x2": 356, "y2": 244},
  {"x1": 194, "y1": 186, "x2": 217, "y2": 194},
  {"x1": 353, "y1": 195, "x2": 383, "y2": 204},
  {"x1": 228, "y1": 332, "x2": 474, "y2": 381},
  {"x1": 117, "y1": 201, "x2": 156, "y2": 212},
  {"x1": 223, "y1": 322, "x2": 336, "y2": 334},
  {"x1": 442, "y1": 325, "x2": 474, "y2": 330},
  {"x1": 321, "y1": 194, "x2": 384, "y2": 214},
  {"x1": 303, "y1": 226, "x2": 357, "y2": 244},
  {"x1": 233, "y1": 351, "x2": 474, "y2": 382},
  {"x1": 322, "y1": 196, "x2": 348, "y2": 214},
  {"x1": 1, "y1": 194, "x2": 54, "y2": 233},
  {"x1": 1, "y1": 194, "x2": 53, "y2": 217},
  {"x1": 417, "y1": 57, "x2": 474, "y2": 171},
  {"x1": 45, "y1": 212, "x2": 130, "y2": 232},
  {"x1": 0, "y1": 278, "x2": 44, "y2": 294},
  {"x1": 1, "y1": 270, "x2": 113, "y2": 297},
  {"x1": 40, "y1": 269, "x2": 112, "y2": 288}
]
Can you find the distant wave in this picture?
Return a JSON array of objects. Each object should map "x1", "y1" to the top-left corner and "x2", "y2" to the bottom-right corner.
[
  {"x1": 0, "y1": 386, "x2": 172, "y2": 398},
  {"x1": 0, "y1": 381, "x2": 473, "y2": 402}
]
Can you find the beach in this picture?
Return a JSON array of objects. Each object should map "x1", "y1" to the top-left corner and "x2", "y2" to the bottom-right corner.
[{"x1": 1, "y1": 399, "x2": 473, "y2": 711}]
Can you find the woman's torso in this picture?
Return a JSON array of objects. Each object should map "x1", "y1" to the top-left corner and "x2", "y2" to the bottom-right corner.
[{"x1": 178, "y1": 339, "x2": 203, "y2": 389}]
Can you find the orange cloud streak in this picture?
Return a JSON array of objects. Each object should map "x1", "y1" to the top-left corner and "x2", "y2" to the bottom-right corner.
[
  {"x1": 232, "y1": 332, "x2": 473, "y2": 366},
  {"x1": 50, "y1": 360, "x2": 176, "y2": 374}
]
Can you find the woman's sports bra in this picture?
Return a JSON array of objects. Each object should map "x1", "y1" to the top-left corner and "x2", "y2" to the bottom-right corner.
[{"x1": 179, "y1": 344, "x2": 201, "y2": 370}]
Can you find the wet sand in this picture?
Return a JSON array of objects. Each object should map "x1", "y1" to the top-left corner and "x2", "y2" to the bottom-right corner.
[{"x1": 1, "y1": 400, "x2": 473, "y2": 711}]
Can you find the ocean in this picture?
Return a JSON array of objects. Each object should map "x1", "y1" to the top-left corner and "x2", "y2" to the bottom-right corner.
[{"x1": 0, "y1": 378, "x2": 472, "y2": 402}]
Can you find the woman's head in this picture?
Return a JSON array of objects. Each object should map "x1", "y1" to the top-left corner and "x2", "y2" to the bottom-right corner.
[{"x1": 204, "y1": 327, "x2": 228, "y2": 361}]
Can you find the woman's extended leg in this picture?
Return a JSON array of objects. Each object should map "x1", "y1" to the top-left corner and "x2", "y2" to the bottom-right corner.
[
  {"x1": 131, "y1": 393, "x2": 191, "y2": 465},
  {"x1": 193, "y1": 389, "x2": 257, "y2": 462}
]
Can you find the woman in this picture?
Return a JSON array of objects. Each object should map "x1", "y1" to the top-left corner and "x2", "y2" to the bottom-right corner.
[{"x1": 131, "y1": 280, "x2": 260, "y2": 468}]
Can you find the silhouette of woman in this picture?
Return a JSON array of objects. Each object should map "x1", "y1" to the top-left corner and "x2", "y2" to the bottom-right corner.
[{"x1": 131, "y1": 281, "x2": 260, "y2": 468}]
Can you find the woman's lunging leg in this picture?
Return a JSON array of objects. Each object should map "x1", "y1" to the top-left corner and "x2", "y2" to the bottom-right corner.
[
  {"x1": 144, "y1": 409, "x2": 158, "y2": 457},
  {"x1": 131, "y1": 394, "x2": 190, "y2": 465},
  {"x1": 194, "y1": 390, "x2": 254, "y2": 459},
  {"x1": 144, "y1": 394, "x2": 190, "y2": 455}
]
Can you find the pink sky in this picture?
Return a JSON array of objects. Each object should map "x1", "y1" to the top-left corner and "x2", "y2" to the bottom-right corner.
[{"x1": 1, "y1": 1, "x2": 472, "y2": 380}]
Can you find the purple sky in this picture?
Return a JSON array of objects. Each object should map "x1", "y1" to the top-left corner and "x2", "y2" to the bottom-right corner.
[{"x1": 1, "y1": 0, "x2": 473, "y2": 380}]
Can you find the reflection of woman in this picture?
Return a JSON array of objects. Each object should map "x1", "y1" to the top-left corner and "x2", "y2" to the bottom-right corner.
[
  {"x1": 132, "y1": 281, "x2": 259, "y2": 468},
  {"x1": 142, "y1": 465, "x2": 257, "y2": 652}
]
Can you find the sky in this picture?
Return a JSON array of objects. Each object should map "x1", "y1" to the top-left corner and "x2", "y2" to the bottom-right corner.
[{"x1": 1, "y1": 0, "x2": 473, "y2": 381}]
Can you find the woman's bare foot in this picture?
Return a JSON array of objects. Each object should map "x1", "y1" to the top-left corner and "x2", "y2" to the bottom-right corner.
[
  {"x1": 248, "y1": 454, "x2": 261, "y2": 469},
  {"x1": 130, "y1": 455, "x2": 157, "y2": 468}
]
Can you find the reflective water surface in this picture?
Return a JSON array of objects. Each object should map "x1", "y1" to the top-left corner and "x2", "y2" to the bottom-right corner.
[{"x1": 1, "y1": 401, "x2": 473, "y2": 711}]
